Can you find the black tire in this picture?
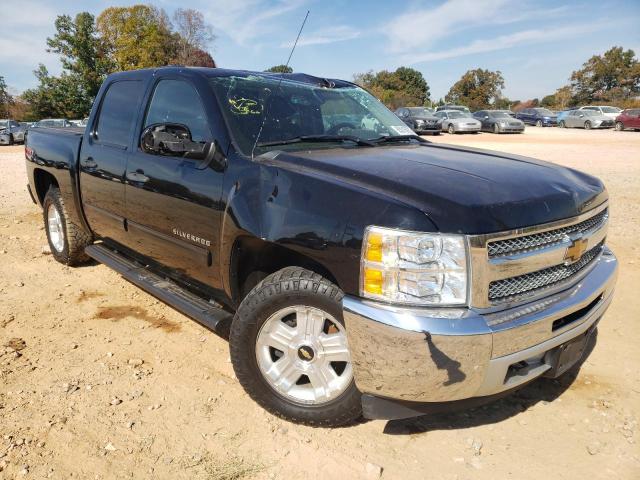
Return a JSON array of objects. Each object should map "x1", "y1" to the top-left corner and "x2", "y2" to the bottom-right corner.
[
  {"x1": 493, "y1": 123, "x2": 500, "y2": 134},
  {"x1": 535, "y1": 119, "x2": 543, "y2": 127},
  {"x1": 559, "y1": 120, "x2": 566, "y2": 128},
  {"x1": 8, "y1": 134, "x2": 14, "y2": 146},
  {"x1": 615, "y1": 121, "x2": 624, "y2": 131},
  {"x1": 447, "y1": 124, "x2": 455, "y2": 134},
  {"x1": 43, "y1": 187, "x2": 92, "y2": 266},
  {"x1": 584, "y1": 121, "x2": 591, "y2": 130},
  {"x1": 230, "y1": 267, "x2": 362, "y2": 427}
]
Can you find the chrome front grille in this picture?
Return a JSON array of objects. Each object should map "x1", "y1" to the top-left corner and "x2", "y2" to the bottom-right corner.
[
  {"x1": 487, "y1": 208, "x2": 608, "y2": 258},
  {"x1": 488, "y1": 242, "x2": 603, "y2": 302},
  {"x1": 468, "y1": 200, "x2": 609, "y2": 308}
]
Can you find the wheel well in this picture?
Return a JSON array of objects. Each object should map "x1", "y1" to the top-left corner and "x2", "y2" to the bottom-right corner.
[
  {"x1": 33, "y1": 169, "x2": 59, "y2": 205},
  {"x1": 230, "y1": 236, "x2": 340, "y2": 306}
]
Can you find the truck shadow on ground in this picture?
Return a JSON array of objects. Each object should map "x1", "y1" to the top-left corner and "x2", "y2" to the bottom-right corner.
[{"x1": 382, "y1": 333, "x2": 597, "y2": 435}]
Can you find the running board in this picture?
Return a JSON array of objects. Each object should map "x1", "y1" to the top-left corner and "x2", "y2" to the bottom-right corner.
[{"x1": 85, "y1": 244, "x2": 232, "y2": 334}]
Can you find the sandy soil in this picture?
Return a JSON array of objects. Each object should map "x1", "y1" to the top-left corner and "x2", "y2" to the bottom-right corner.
[{"x1": 1, "y1": 127, "x2": 639, "y2": 479}]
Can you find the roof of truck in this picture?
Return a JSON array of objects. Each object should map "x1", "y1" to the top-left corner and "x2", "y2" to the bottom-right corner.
[{"x1": 107, "y1": 66, "x2": 356, "y2": 89}]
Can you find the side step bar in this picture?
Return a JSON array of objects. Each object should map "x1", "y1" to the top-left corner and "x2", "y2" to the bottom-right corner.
[{"x1": 85, "y1": 244, "x2": 232, "y2": 334}]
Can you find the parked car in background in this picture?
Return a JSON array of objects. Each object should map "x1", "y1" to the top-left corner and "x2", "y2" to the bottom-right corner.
[
  {"x1": 435, "y1": 104, "x2": 471, "y2": 115},
  {"x1": 579, "y1": 106, "x2": 622, "y2": 120},
  {"x1": 556, "y1": 110, "x2": 572, "y2": 124},
  {"x1": 34, "y1": 119, "x2": 74, "y2": 128},
  {"x1": 559, "y1": 110, "x2": 614, "y2": 129},
  {"x1": 494, "y1": 109, "x2": 516, "y2": 118},
  {"x1": 473, "y1": 110, "x2": 525, "y2": 134},
  {"x1": 434, "y1": 110, "x2": 481, "y2": 134},
  {"x1": 0, "y1": 119, "x2": 27, "y2": 145},
  {"x1": 516, "y1": 108, "x2": 558, "y2": 127},
  {"x1": 614, "y1": 109, "x2": 640, "y2": 131},
  {"x1": 395, "y1": 107, "x2": 441, "y2": 135}
]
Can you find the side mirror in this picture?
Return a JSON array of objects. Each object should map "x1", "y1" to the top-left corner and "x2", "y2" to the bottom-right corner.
[{"x1": 141, "y1": 123, "x2": 227, "y2": 171}]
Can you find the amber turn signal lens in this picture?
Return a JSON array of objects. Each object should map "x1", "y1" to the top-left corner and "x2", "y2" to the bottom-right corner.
[
  {"x1": 363, "y1": 267, "x2": 383, "y2": 295},
  {"x1": 365, "y1": 232, "x2": 383, "y2": 262}
]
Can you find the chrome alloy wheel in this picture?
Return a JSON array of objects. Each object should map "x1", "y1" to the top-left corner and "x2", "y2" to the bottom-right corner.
[
  {"x1": 255, "y1": 305, "x2": 353, "y2": 405},
  {"x1": 47, "y1": 203, "x2": 65, "y2": 253}
]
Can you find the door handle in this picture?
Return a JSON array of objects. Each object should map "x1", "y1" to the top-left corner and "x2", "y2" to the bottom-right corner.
[
  {"x1": 126, "y1": 169, "x2": 149, "y2": 183},
  {"x1": 82, "y1": 157, "x2": 97, "y2": 169}
]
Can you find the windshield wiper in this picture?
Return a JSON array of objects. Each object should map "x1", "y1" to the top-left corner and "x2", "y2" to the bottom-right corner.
[
  {"x1": 257, "y1": 135, "x2": 376, "y2": 148},
  {"x1": 372, "y1": 134, "x2": 429, "y2": 145}
]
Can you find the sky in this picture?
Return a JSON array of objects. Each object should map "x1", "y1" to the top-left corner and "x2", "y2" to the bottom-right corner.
[{"x1": 2, "y1": 0, "x2": 639, "y2": 101}]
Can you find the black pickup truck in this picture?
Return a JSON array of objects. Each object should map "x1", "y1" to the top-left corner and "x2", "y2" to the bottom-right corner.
[{"x1": 25, "y1": 67, "x2": 618, "y2": 426}]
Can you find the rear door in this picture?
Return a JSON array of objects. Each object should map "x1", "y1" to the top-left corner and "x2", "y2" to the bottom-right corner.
[
  {"x1": 124, "y1": 75, "x2": 226, "y2": 289},
  {"x1": 80, "y1": 79, "x2": 144, "y2": 243}
]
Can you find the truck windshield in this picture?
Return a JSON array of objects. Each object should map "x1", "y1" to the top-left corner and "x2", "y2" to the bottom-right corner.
[{"x1": 209, "y1": 75, "x2": 415, "y2": 156}]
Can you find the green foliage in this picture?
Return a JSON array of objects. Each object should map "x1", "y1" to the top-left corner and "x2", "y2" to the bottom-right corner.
[
  {"x1": 21, "y1": 5, "x2": 216, "y2": 119},
  {"x1": 97, "y1": 5, "x2": 178, "y2": 71},
  {"x1": 570, "y1": 46, "x2": 640, "y2": 104},
  {"x1": 265, "y1": 65, "x2": 293, "y2": 73},
  {"x1": 22, "y1": 65, "x2": 93, "y2": 118},
  {"x1": 353, "y1": 67, "x2": 430, "y2": 109},
  {"x1": 540, "y1": 94, "x2": 556, "y2": 108},
  {"x1": 46, "y1": 12, "x2": 112, "y2": 99},
  {"x1": 445, "y1": 68, "x2": 505, "y2": 111},
  {"x1": 0, "y1": 76, "x2": 12, "y2": 118}
]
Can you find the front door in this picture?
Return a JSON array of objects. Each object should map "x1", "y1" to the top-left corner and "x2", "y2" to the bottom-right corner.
[
  {"x1": 80, "y1": 79, "x2": 145, "y2": 243},
  {"x1": 124, "y1": 77, "x2": 226, "y2": 290}
]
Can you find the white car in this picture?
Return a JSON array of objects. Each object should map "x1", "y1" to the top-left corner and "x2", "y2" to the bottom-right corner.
[
  {"x1": 579, "y1": 106, "x2": 622, "y2": 120},
  {"x1": 434, "y1": 110, "x2": 481, "y2": 134}
]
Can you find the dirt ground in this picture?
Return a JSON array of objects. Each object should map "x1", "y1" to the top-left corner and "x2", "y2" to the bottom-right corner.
[{"x1": 1, "y1": 127, "x2": 639, "y2": 480}]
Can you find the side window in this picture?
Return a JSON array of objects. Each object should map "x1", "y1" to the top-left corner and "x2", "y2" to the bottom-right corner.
[
  {"x1": 95, "y1": 81, "x2": 143, "y2": 148},
  {"x1": 144, "y1": 79, "x2": 209, "y2": 142}
]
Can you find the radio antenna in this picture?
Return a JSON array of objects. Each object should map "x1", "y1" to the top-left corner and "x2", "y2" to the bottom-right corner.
[{"x1": 251, "y1": 10, "x2": 310, "y2": 159}]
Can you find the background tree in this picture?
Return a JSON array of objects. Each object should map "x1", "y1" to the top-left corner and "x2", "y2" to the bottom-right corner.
[
  {"x1": 46, "y1": 12, "x2": 112, "y2": 100},
  {"x1": 353, "y1": 67, "x2": 430, "y2": 109},
  {"x1": 445, "y1": 68, "x2": 505, "y2": 110},
  {"x1": 540, "y1": 94, "x2": 556, "y2": 108},
  {"x1": 0, "y1": 76, "x2": 12, "y2": 118},
  {"x1": 173, "y1": 8, "x2": 216, "y2": 67},
  {"x1": 97, "y1": 5, "x2": 177, "y2": 71},
  {"x1": 554, "y1": 86, "x2": 573, "y2": 109},
  {"x1": 22, "y1": 65, "x2": 92, "y2": 118},
  {"x1": 570, "y1": 46, "x2": 640, "y2": 104},
  {"x1": 265, "y1": 65, "x2": 293, "y2": 73}
]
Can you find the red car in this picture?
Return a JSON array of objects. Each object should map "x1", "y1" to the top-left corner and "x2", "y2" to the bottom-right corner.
[{"x1": 615, "y1": 109, "x2": 640, "y2": 131}]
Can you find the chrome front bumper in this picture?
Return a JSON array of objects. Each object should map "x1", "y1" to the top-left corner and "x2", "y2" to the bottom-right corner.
[{"x1": 343, "y1": 247, "x2": 617, "y2": 404}]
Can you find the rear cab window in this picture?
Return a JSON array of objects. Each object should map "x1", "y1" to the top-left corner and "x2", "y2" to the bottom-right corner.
[{"x1": 95, "y1": 80, "x2": 144, "y2": 148}]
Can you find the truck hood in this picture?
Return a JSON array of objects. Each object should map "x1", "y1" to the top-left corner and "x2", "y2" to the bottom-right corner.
[{"x1": 261, "y1": 143, "x2": 606, "y2": 234}]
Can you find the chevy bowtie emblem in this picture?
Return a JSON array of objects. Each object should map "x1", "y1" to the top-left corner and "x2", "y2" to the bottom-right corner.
[{"x1": 564, "y1": 238, "x2": 588, "y2": 264}]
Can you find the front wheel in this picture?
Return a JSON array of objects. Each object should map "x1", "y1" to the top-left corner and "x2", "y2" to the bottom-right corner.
[
  {"x1": 230, "y1": 267, "x2": 361, "y2": 426},
  {"x1": 447, "y1": 124, "x2": 455, "y2": 134},
  {"x1": 584, "y1": 121, "x2": 592, "y2": 130},
  {"x1": 615, "y1": 121, "x2": 624, "y2": 131},
  {"x1": 535, "y1": 120, "x2": 543, "y2": 127},
  {"x1": 493, "y1": 123, "x2": 500, "y2": 134},
  {"x1": 8, "y1": 134, "x2": 14, "y2": 145}
]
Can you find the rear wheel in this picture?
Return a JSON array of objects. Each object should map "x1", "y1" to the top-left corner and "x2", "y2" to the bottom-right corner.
[
  {"x1": 584, "y1": 121, "x2": 592, "y2": 130},
  {"x1": 230, "y1": 267, "x2": 361, "y2": 426},
  {"x1": 43, "y1": 187, "x2": 92, "y2": 266},
  {"x1": 535, "y1": 119, "x2": 543, "y2": 127},
  {"x1": 559, "y1": 120, "x2": 566, "y2": 128},
  {"x1": 615, "y1": 121, "x2": 624, "y2": 131},
  {"x1": 447, "y1": 124, "x2": 455, "y2": 134}
]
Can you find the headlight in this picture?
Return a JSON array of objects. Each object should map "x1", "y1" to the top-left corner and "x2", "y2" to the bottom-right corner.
[{"x1": 360, "y1": 226, "x2": 468, "y2": 306}]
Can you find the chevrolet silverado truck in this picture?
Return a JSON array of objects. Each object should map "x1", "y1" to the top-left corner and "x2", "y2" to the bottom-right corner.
[{"x1": 25, "y1": 67, "x2": 618, "y2": 426}]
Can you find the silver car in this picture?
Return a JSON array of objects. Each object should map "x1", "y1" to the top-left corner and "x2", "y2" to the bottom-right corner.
[
  {"x1": 434, "y1": 110, "x2": 481, "y2": 134},
  {"x1": 579, "y1": 105, "x2": 622, "y2": 120},
  {"x1": 559, "y1": 110, "x2": 614, "y2": 129},
  {"x1": 0, "y1": 119, "x2": 27, "y2": 145}
]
